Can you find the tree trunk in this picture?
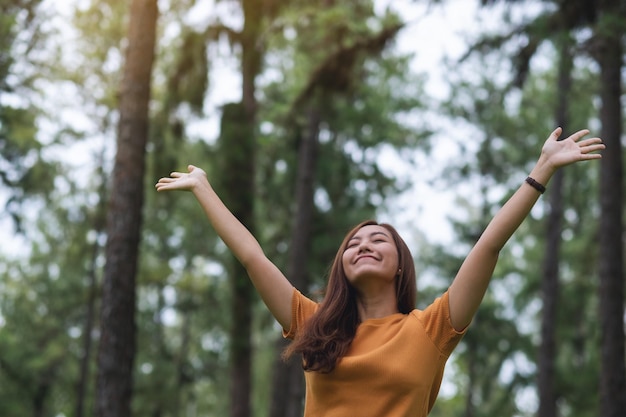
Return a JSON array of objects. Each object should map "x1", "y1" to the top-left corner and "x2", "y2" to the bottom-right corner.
[
  {"x1": 225, "y1": 2, "x2": 266, "y2": 416},
  {"x1": 215, "y1": 103, "x2": 256, "y2": 417},
  {"x1": 595, "y1": 2, "x2": 626, "y2": 416},
  {"x1": 75, "y1": 151, "x2": 107, "y2": 417},
  {"x1": 537, "y1": 30, "x2": 573, "y2": 417},
  {"x1": 75, "y1": 219, "x2": 102, "y2": 417},
  {"x1": 269, "y1": 106, "x2": 321, "y2": 417},
  {"x1": 33, "y1": 373, "x2": 51, "y2": 417},
  {"x1": 95, "y1": 1, "x2": 158, "y2": 417}
]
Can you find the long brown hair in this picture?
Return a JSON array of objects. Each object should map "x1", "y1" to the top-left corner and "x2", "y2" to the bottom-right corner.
[{"x1": 284, "y1": 220, "x2": 417, "y2": 373}]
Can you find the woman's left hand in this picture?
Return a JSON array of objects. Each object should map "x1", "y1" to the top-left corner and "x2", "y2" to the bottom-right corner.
[{"x1": 541, "y1": 127, "x2": 605, "y2": 170}]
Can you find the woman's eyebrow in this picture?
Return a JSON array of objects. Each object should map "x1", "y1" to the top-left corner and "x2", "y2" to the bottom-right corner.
[{"x1": 348, "y1": 231, "x2": 390, "y2": 241}]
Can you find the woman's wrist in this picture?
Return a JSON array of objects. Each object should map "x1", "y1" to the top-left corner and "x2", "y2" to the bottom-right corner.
[
  {"x1": 528, "y1": 155, "x2": 558, "y2": 186},
  {"x1": 525, "y1": 176, "x2": 546, "y2": 193},
  {"x1": 191, "y1": 176, "x2": 211, "y2": 195}
]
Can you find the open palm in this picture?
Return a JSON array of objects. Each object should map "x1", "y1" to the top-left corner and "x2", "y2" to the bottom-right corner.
[
  {"x1": 155, "y1": 164, "x2": 207, "y2": 192},
  {"x1": 542, "y1": 127, "x2": 604, "y2": 169}
]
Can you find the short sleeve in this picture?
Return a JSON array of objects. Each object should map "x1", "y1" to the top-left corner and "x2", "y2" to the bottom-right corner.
[
  {"x1": 282, "y1": 288, "x2": 319, "y2": 340},
  {"x1": 415, "y1": 290, "x2": 466, "y2": 356}
]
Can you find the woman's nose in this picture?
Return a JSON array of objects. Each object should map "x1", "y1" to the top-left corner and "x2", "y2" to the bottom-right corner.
[{"x1": 358, "y1": 241, "x2": 372, "y2": 252}]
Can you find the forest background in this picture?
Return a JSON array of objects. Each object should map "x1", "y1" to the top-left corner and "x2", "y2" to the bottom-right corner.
[{"x1": 0, "y1": 0, "x2": 624, "y2": 417}]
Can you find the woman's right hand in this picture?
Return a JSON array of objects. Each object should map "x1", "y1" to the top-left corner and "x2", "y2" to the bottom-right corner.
[{"x1": 155, "y1": 164, "x2": 206, "y2": 192}]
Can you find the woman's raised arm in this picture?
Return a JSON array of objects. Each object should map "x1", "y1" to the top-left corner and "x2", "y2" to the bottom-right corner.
[
  {"x1": 448, "y1": 128, "x2": 604, "y2": 331},
  {"x1": 156, "y1": 165, "x2": 294, "y2": 329}
]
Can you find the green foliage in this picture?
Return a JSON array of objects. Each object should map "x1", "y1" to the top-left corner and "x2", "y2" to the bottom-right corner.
[
  {"x1": 0, "y1": 174, "x2": 105, "y2": 416},
  {"x1": 0, "y1": 0, "x2": 617, "y2": 416},
  {"x1": 0, "y1": 0, "x2": 59, "y2": 229},
  {"x1": 256, "y1": 0, "x2": 429, "y2": 292},
  {"x1": 428, "y1": 33, "x2": 604, "y2": 416},
  {"x1": 159, "y1": 28, "x2": 209, "y2": 113},
  {"x1": 0, "y1": 0, "x2": 44, "y2": 85}
]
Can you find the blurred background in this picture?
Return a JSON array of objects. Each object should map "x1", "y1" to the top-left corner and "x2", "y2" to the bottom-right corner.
[{"x1": 0, "y1": 0, "x2": 624, "y2": 416}]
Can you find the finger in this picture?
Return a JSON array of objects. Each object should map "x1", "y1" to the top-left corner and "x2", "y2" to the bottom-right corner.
[
  {"x1": 156, "y1": 179, "x2": 178, "y2": 188},
  {"x1": 577, "y1": 137, "x2": 603, "y2": 146},
  {"x1": 581, "y1": 152, "x2": 603, "y2": 160},
  {"x1": 568, "y1": 129, "x2": 590, "y2": 142},
  {"x1": 581, "y1": 143, "x2": 606, "y2": 153},
  {"x1": 158, "y1": 177, "x2": 175, "y2": 183},
  {"x1": 550, "y1": 126, "x2": 563, "y2": 140}
]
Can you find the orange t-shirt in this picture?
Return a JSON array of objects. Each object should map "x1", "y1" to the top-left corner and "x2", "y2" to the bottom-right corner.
[{"x1": 283, "y1": 289, "x2": 466, "y2": 417}]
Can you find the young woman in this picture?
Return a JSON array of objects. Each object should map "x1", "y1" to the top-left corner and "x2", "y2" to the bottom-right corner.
[{"x1": 155, "y1": 127, "x2": 604, "y2": 416}]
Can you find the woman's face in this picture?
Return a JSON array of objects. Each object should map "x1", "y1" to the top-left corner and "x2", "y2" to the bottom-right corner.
[{"x1": 341, "y1": 224, "x2": 400, "y2": 287}]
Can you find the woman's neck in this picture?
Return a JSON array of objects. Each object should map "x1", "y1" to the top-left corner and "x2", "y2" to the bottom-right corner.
[{"x1": 355, "y1": 285, "x2": 399, "y2": 321}]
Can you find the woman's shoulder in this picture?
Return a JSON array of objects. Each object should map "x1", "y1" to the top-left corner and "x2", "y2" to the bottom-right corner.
[
  {"x1": 409, "y1": 290, "x2": 466, "y2": 354},
  {"x1": 411, "y1": 291, "x2": 450, "y2": 317},
  {"x1": 282, "y1": 288, "x2": 319, "y2": 339}
]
